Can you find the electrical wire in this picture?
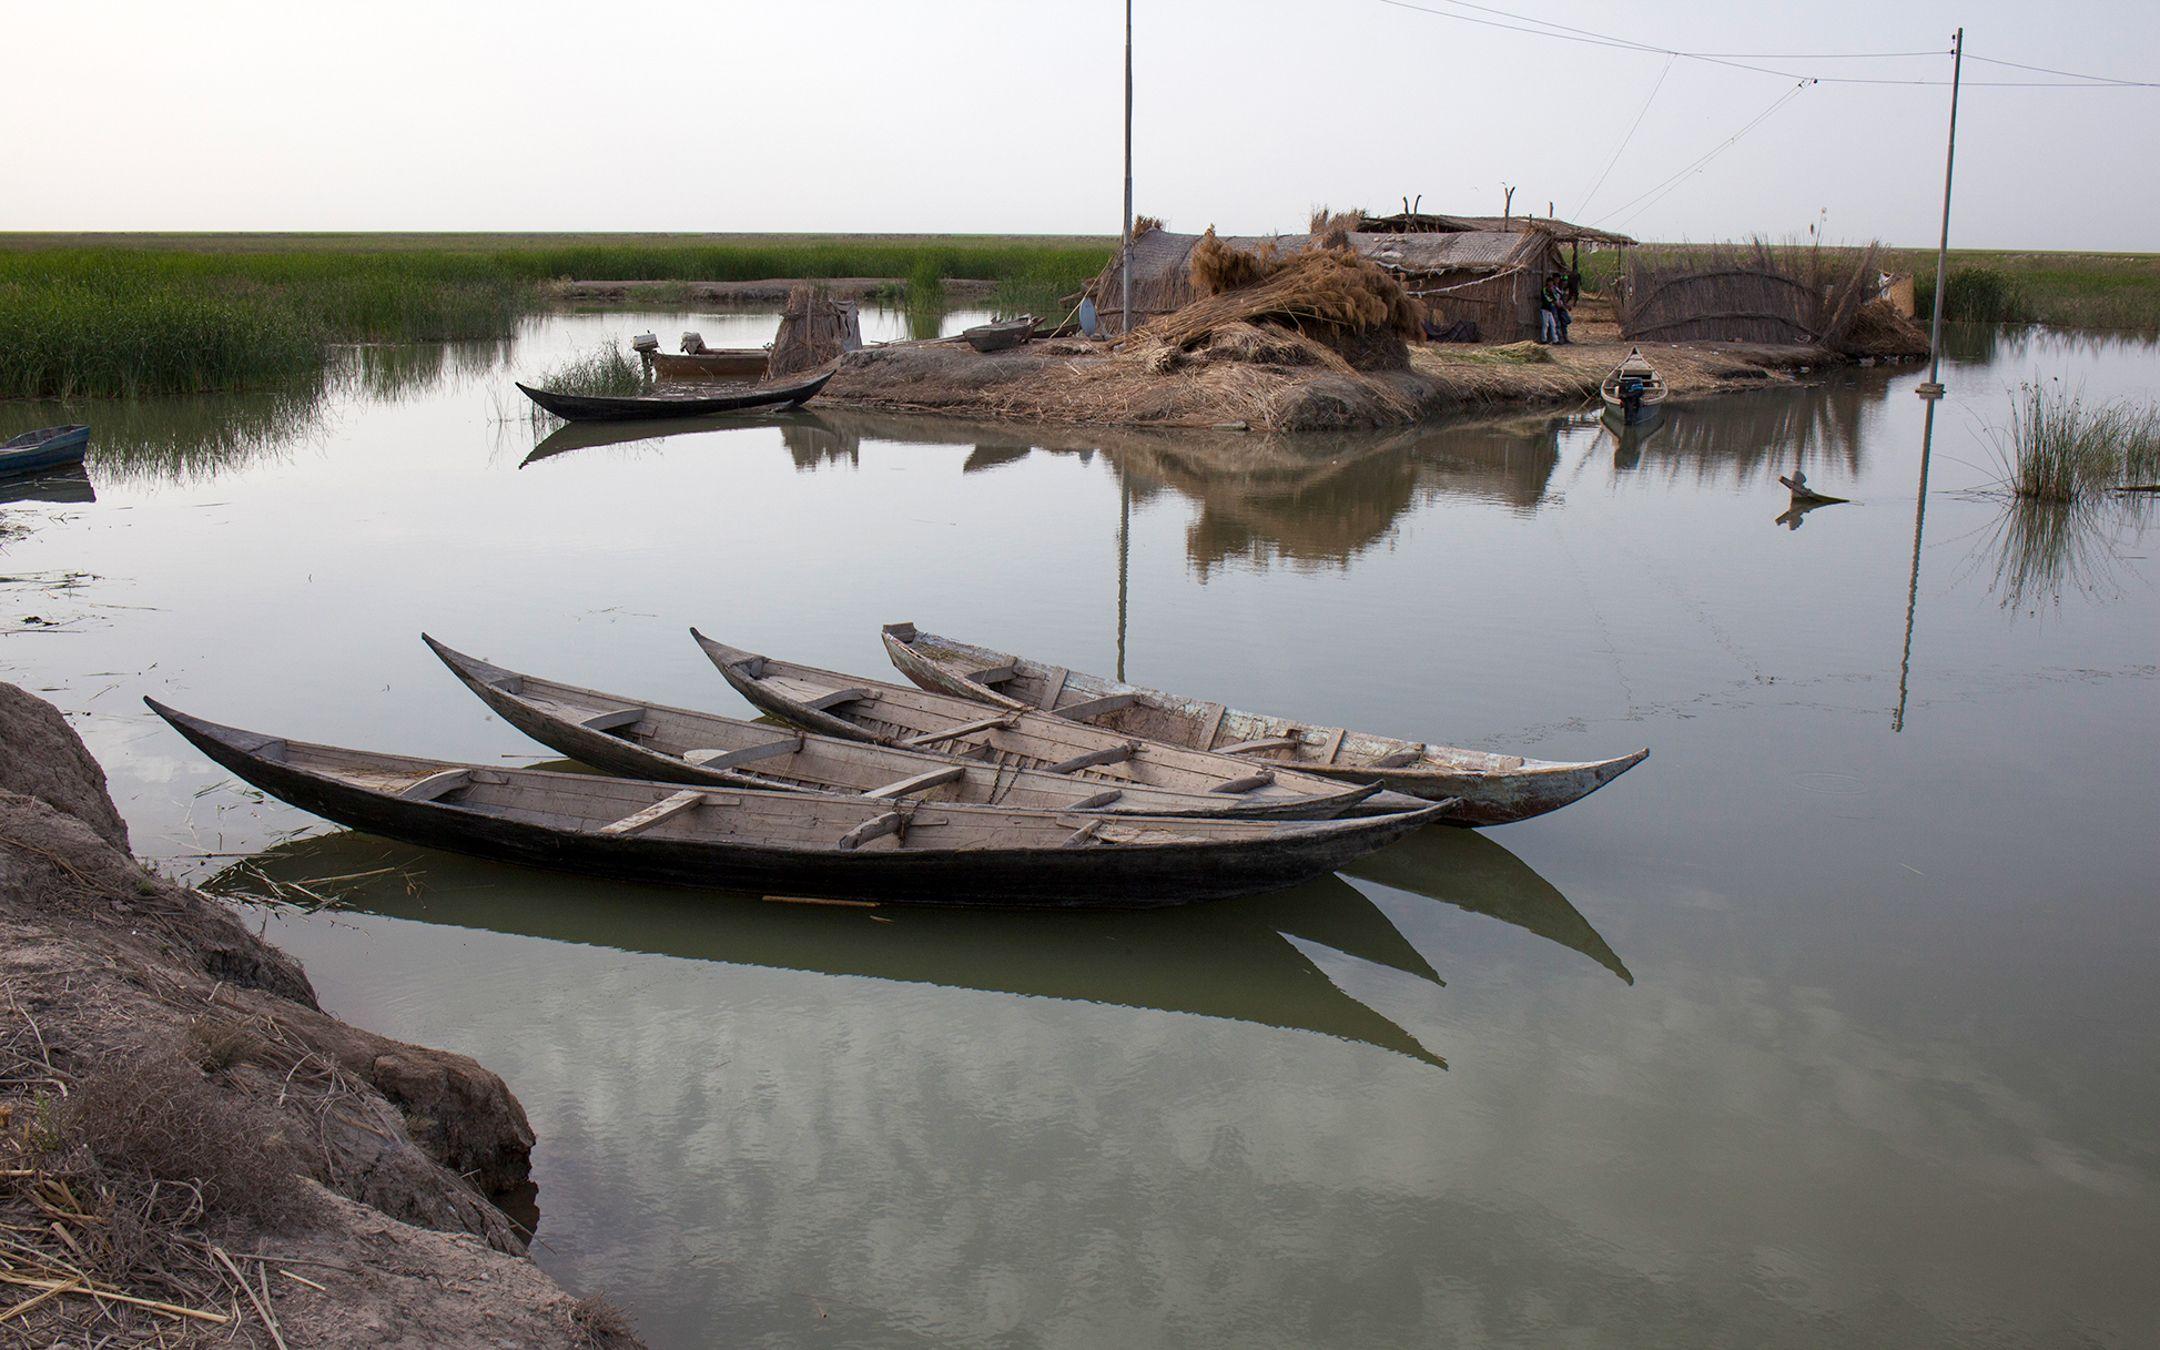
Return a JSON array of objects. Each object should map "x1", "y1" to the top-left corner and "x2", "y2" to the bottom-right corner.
[
  {"x1": 1592, "y1": 81, "x2": 1814, "y2": 229},
  {"x1": 1371, "y1": 0, "x2": 2160, "y2": 87},
  {"x1": 1574, "y1": 53, "x2": 1675, "y2": 220}
]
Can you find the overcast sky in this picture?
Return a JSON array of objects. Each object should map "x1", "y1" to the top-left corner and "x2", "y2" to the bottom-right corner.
[{"x1": 7, "y1": 0, "x2": 2156, "y2": 250}]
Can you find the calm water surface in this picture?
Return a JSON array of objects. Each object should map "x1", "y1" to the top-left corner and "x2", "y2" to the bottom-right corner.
[{"x1": 2, "y1": 315, "x2": 2156, "y2": 1348}]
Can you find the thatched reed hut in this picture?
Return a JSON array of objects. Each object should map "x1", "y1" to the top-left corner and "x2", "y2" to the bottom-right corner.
[{"x1": 1091, "y1": 212, "x2": 1633, "y2": 342}]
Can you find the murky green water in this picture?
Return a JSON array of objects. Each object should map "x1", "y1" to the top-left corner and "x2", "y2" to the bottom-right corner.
[{"x1": 3, "y1": 315, "x2": 2156, "y2": 1348}]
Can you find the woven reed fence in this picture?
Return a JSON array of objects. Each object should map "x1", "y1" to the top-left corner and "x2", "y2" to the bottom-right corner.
[{"x1": 1619, "y1": 241, "x2": 1881, "y2": 346}]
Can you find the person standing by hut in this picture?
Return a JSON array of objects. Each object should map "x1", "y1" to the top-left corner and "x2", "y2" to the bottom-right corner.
[
  {"x1": 1544, "y1": 276, "x2": 1574, "y2": 345},
  {"x1": 1538, "y1": 281, "x2": 1559, "y2": 344}
]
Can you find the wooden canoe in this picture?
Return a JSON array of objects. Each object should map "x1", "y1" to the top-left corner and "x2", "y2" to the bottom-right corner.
[
  {"x1": 652, "y1": 349, "x2": 769, "y2": 382},
  {"x1": 879, "y1": 624, "x2": 1647, "y2": 826},
  {"x1": 690, "y1": 630, "x2": 1425, "y2": 818},
  {"x1": 426, "y1": 636, "x2": 1376, "y2": 820},
  {"x1": 146, "y1": 700, "x2": 1446, "y2": 908},
  {"x1": 0, "y1": 424, "x2": 90, "y2": 478},
  {"x1": 962, "y1": 316, "x2": 1036, "y2": 353},
  {"x1": 515, "y1": 368, "x2": 832, "y2": 422}
]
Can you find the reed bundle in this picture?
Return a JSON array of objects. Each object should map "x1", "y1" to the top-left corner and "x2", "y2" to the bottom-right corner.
[
  {"x1": 1147, "y1": 231, "x2": 1419, "y2": 371},
  {"x1": 769, "y1": 285, "x2": 860, "y2": 378}
]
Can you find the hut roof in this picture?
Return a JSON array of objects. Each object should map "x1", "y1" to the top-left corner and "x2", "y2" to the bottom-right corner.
[
  {"x1": 1355, "y1": 211, "x2": 1636, "y2": 247},
  {"x1": 1114, "y1": 228, "x2": 1546, "y2": 292}
]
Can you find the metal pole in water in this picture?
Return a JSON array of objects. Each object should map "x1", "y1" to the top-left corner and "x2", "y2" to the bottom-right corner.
[
  {"x1": 1116, "y1": 466, "x2": 1131, "y2": 682},
  {"x1": 1917, "y1": 26, "x2": 1962, "y2": 399},
  {"x1": 1894, "y1": 399, "x2": 1938, "y2": 732},
  {"x1": 1121, "y1": 0, "x2": 1134, "y2": 335}
]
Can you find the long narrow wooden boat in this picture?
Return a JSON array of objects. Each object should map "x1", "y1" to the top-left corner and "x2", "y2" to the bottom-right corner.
[
  {"x1": 1599, "y1": 347, "x2": 1667, "y2": 427},
  {"x1": 652, "y1": 349, "x2": 769, "y2": 382},
  {"x1": 879, "y1": 624, "x2": 1647, "y2": 826},
  {"x1": 515, "y1": 368, "x2": 833, "y2": 423},
  {"x1": 962, "y1": 316, "x2": 1036, "y2": 354},
  {"x1": 147, "y1": 701, "x2": 1446, "y2": 908},
  {"x1": 690, "y1": 630, "x2": 1427, "y2": 818},
  {"x1": 426, "y1": 636, "x2": 1376, "y2": 820},
  {"x1": 0, "y1": 424, "x2": 90, "y2": 478}
]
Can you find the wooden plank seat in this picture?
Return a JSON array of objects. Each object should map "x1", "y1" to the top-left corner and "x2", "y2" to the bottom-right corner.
[
  {"x1": 597, "y1": 789, "x2": 706, "y2": 837},
  {"x1": 966, "y1": 661, "x2": 1018, "y2": 685},
  {"x1": 899, "y1": 712, "x2": 1019, "y2": 749},
  {"x1": 1208, "y1": 769, "x2": 1277, "y2": 795},
  {"x1": 1042, "y1": 741, "x2": 1139, "y2": 775},
  {"x1": 580, "y1": 707, "x2": 646, "y2": 733},
  {"x1": 1369, "y1": 745, "x2": 1427, "y2": 769},
  {"x1": 682, "y1": 737, "x2": 803, "y2": 769},
  {"x1": 1217, "y1": 736, "x2": 1302, "y2": 756},
  {"x1": 806, "y1": 687, "x2": 870, "y2": 711},
  {"x1": 862, "y1": 764, "x2": 966, "y2": 800},
  {"x1": 836, "y1": 810, "x2": 906, "y2": 852},
  {"x1": 1053, "y1": 692, "x2": 1140, "y2": 723}
]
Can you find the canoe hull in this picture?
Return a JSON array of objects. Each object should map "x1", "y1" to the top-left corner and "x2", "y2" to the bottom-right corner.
[
  {"x1": 881, "y1": 625, "x2": 1647, "y2": 826},
  {"x1": 653, "y1": 350, "x2": 769, "y2": 382},
  {"x1": 515, "y1": 369, "x2": 832, "y2": 422},
  {"x1": 691, "y1": 630, "x2": 1417, "y2": 819},
  {"x1": 425, "y1": 637, "x2": 1367, "y2": 820},
  {"x1": 0, "y1": 424, "x2": 91, "y2": 478},
  {"x1": 149, "y1": 702, "x2": 1445, "y2": 908}
]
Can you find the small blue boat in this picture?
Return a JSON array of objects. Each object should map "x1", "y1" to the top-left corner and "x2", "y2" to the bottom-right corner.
[{"x1": 0, "y1": 425, "x2": 91, "y2": 478}]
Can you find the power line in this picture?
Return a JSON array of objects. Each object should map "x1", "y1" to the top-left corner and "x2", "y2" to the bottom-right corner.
[
  {"x1": 1593, "y1": 81, "x2": 1815, "y2": 229},
  {"x1": 1370, "y1": 0, "x2": 2160, "y2": 87},
  {"x1": 1574, "y1": 53, "x2": 1675, "y2": 220},
  {"x1": 1964, "y1": 53, "x2": 2160, "y2": 87}
]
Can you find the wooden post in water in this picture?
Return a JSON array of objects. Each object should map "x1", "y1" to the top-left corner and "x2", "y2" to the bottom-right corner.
[
  {"x1": 1917, "y1": 27, "x2": 1963, "y2": 399},
  {"x1": 1120, "y1": 0, "x2": 1134, "y2": 335},
  {"x1": 1894, "y1": 398, "x2": 1939, "y2": 732}
]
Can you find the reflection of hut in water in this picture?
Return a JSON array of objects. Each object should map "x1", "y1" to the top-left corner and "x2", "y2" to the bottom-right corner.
[
  {"x1": 1617, "y1": 380, "x2": 1883, "y2": 486},
  {"x1": 781, "y1": 418, "x2": 861, "y2": 471},
  {"x1": 1405, "y1": 419, "x2": 1565, "y2": 511},
  {"x1": 961, "y1": 441, "x2": 1034, "y2": 475},
  {"x1": 1092, "y1": 213, "x2": 1633, "y2": 341}
]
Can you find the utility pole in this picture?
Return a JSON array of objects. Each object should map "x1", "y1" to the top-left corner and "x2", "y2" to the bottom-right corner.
[
  {"x1": 1120, "y1": 0, "x2": 1134, "y2": 334},
  {"x1": 1917, "y1": 26, "x2": 1962, "y2": 399}
]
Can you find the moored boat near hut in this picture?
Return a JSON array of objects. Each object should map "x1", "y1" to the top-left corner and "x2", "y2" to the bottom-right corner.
[
  {"x1": 880, "y1": 623, "x2": 1648, "y2": 825},
  {"x1": 689, "y1": 630, "x2": 1428, "y2": 818},
  {"x1": 147, "y1": 700, "x2": 1449, "y2": 908},
  {"x1": 424, "y1": 636, "x2": 1380, "y2": 820}
]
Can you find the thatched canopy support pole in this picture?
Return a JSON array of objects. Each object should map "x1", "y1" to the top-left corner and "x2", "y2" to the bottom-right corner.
[{"x1": 1120, "y1": 0, "x2": 1134, "y2": 334}]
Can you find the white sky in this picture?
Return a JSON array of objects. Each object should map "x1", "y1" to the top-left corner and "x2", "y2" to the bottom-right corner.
[{"x1": 6, "y1": 0, "x2": 2157, "y2": 250}]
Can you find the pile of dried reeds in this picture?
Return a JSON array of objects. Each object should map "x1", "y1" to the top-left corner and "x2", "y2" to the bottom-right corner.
[
  {"x1": 1837, "y1": 299, "x2": 1930, "y2": 359},
  {"x1": 768, "y1": 286, "x2": 861, "y2": 379},
  {"x1": 1144, "y1": 229, "x2": 1420, "y2": 371},
  {"x1": 1620, "y1": 238, "x2": 1883, "y2": 347}
]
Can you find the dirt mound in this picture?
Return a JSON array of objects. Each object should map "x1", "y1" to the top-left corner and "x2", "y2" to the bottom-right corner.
[
  {"x1": 0, "y1": 681, "x2": 130, "y2": 849},
  {"x1": 1838, "y1": 299, "x2": 1931, "y2": 360},
  {"x1": 0, "y1": 681, "x2": 639, "y2": 1346}
]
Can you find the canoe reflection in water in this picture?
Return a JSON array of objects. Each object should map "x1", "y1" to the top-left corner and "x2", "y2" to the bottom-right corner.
[{"x1": 215, "y1": 822, "x2": 1627, "y2": 1071}]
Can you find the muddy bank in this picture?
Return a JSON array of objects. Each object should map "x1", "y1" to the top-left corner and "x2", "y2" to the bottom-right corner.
[
  {"x1": 553, "y1": 276, "x2": 998, "y2": 305},
  {"x1": 0, "y1": 683, "x2": 638, "y2": 1346},
  {"x1": 823, "y1": 332, "x2": 1877, "y2": 433}
]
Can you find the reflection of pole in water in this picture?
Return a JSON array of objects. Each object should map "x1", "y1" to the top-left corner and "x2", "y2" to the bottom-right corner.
[
  {"x1": 1894, "y1": 399, "x2": 1939, "y2": 732},
  {"x1": 1116, "y1": 466, "x2": 1131, "y2": 682}
]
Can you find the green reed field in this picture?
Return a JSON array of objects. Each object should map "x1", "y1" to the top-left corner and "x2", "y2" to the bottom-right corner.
[{"x1": 0, "y1": 235, "x2": 1115, "y2": 399}]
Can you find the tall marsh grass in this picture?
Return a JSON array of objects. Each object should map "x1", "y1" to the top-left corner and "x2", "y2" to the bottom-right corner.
[
  {"x1": 1993, "y1": 380, "x2": 2160, "y2": 500},
  {"x1": 0, "y1": 239, "x2": 1112, "y2": 400}
]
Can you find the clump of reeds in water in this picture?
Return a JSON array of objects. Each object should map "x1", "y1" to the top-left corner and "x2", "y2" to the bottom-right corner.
[
  {"x1": 1995, "y1": 380, "x2": 2160, "y2": 501},
  {"x1": 533, "y1": 342, "x2": 648, "y2": 398},
  {"x1": 1980, "y1": 379, "x2": 2160, "y2": 608}
]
